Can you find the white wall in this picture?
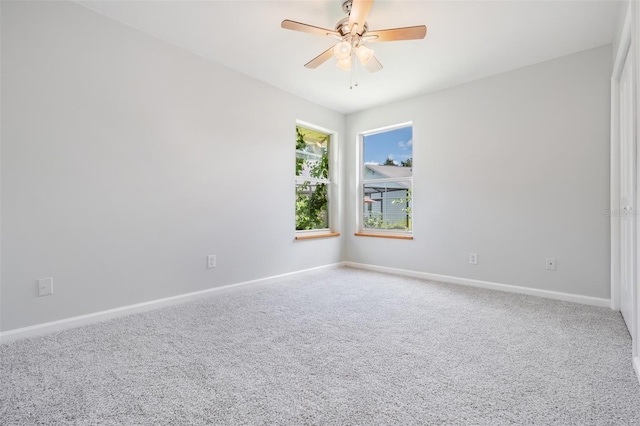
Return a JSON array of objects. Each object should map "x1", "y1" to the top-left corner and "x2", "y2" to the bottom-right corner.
[
  {"x1": 0, "y1": 1, "x2": 344, "y2": 331},
  {"x1": 345, "y1": 45, "x2": 612, "y2": 299},
  {"x1": 0, "y1": 1, "x2": 616, "y2": 333}
]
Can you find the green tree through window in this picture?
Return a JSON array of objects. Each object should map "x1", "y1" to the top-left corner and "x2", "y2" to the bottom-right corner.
[{"x1": 295, "y1": 126, "x2": 330, "y2": 231}]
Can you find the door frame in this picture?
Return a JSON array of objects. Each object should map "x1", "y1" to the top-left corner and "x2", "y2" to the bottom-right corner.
[{"x1": 611, "y1": 0, "x2": 639, "y2": 381}]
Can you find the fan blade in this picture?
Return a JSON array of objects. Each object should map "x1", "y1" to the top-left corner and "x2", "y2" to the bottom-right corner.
[
  {"x1": 304, "y1": 46, "x2": 335, "y2": 69},
  {"x1": 365, "y1": 56, "x2": 383, "y2": 73},
  {"x1": 281, "y1": 20, "x2": 340, "y2": 37},
  {"x1": 348, "y1": 0, "x2": 373, "y2": 35},
  {"x1": 365, "y1": 26, "x2": 427, "y2": 42}
]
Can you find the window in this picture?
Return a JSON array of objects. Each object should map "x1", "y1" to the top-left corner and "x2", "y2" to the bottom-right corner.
[
  {"x1": 358, "y1": 124, "x2": 413, "y2": 237},
  {"x1": 295, "y1": 124, "x2": 337, "y2": 238}
]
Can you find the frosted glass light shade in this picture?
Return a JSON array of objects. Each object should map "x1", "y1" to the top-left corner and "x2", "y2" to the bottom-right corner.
[
  {"x1": 336, "y1": 56, "x2": 352, "y2": 71},
  {"x1": 333, "y1": 41, "x2": 352, "y2": 60},
  {"x1": 355, "y1": 44, "x2": 374, "y2": 65}
]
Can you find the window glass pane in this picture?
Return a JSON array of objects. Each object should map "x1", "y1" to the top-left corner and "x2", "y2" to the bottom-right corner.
[
  {"x1": 295, "y1": 125, "x2": 331, "y2": 233},
  {"x1": 296, "y1": 180, "x2": 329, "y2": 230},
  {"x1": 296, "y1": 127, "x2": 329, "y2": 179},
  {"x1": 363, "y1": 127, "x2": 412, "y2": 180},
  {"x1": 363, "y1": 181, "x2": 412, "y2": 231}
]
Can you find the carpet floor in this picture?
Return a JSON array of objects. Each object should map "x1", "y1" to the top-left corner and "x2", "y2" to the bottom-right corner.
[{"x1": 1, "y1": 267, "x2": 640, "y2": 425}]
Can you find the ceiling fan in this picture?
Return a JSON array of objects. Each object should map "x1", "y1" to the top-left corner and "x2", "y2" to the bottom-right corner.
[{"x1": 281, "y1": 0, "x2": 427, "y2": 73}]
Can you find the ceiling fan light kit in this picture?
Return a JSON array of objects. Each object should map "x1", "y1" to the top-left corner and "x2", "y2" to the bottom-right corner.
[
  {"x1": 333, "y1": 41, "x2": 352, "y2": 60},
  {"x1": 336, "y1": 56, "x2": 352, "y2": 71},
  {"x1": 355, "y1": 44, "x2": 374, "y2": 65},
  {"x1": 281, "y1": 0, "x2": 427, "y2": 83}
]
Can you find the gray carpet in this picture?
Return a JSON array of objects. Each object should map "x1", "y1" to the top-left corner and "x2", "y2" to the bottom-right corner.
[{"x1": 1, "y1": 267, "x2": 640, "y2": 425}]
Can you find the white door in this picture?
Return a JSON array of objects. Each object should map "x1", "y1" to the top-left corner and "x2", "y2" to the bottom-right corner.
[{"x1": 620, "y1": 45, "x2": 636, "y2": 335}]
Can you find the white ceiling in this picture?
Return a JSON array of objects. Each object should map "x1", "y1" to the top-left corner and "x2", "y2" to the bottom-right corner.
[{"x1": 77, "y1": 0, "x2": 621, "y2": 114}]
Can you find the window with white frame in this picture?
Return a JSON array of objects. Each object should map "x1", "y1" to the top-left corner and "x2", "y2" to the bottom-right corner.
[
  {"x1": 295, "y1": 124, "x2": 335, "y2": 234},
  {"x1": 359, "y1": 124, "x2": 413, "y2": 235}
]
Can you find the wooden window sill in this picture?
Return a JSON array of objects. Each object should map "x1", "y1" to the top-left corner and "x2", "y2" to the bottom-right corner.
[
  {"x1": 295, "y1": 232, "x2": 341, "y2": 240},
  {"x1": 354, "y1": 233, "x2": 413, "y2": 240}
]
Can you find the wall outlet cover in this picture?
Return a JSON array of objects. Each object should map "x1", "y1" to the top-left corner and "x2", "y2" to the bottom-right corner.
[
  {"x1": 546, "y1": 258, "x2": 557, "y2": 271},
  {"x1": 37, "y1": 277, "x2": 54, "y2": 296}
]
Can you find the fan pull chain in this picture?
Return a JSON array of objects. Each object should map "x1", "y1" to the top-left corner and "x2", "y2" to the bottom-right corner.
[
  {"x1": 350, "y1": 52, "x2": 359, "y2": 90},
  {"x1": 350, "y1": 52, "x2": 354, "y2": 90},
  {"x1": 354, "y1": 52, "x2": 359, "y2": 88}
]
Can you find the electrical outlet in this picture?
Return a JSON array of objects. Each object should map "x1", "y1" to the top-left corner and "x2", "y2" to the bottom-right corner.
[
  {"x1": 546, "y1": 258, "x2": 556, "y2": 271},
  {"x1": 207, "y1": 255, "x2": 216, "y2": 269},
  {"x1": 37, "y1": 277, "x2": 53, "y2": 296},
  {"x1": 469, "y1": 253, "x2": 478, "y2": 265}
]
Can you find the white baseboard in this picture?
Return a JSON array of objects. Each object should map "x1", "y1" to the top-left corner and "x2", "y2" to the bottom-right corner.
[
  {"x1": 344, "y1": 262, "x2": 611, "y2": 308},
  {"x1": 634, "y1": 357, "x2": 640, "y2": 385},
  {"x1": 2, "y1": 261, "x2": 611, "y2": 344},
  {"x1": 0, "y1": 262, "x2": 345, "y2": 344}
]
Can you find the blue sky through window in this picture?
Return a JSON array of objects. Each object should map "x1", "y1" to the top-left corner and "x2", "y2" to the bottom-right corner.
[{"x1": 363, "y1": 126, "x2": 413, "y2": 165}]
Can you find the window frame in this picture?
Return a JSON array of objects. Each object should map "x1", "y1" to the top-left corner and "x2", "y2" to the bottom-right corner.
[
  {"x1": 295, "y1": 120, "x2": 340, "y2": 239},
  {"x1": 357, "y1": 122, "x2": 413, "y2": 238}
]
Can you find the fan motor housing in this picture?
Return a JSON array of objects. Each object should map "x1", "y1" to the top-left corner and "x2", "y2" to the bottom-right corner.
[
  {"x1": 339, "y1": 0, "x2": 369, "y2": 36},
  {"x1": 335, "y1": 17, "x2": 368, "y2": 36}
]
